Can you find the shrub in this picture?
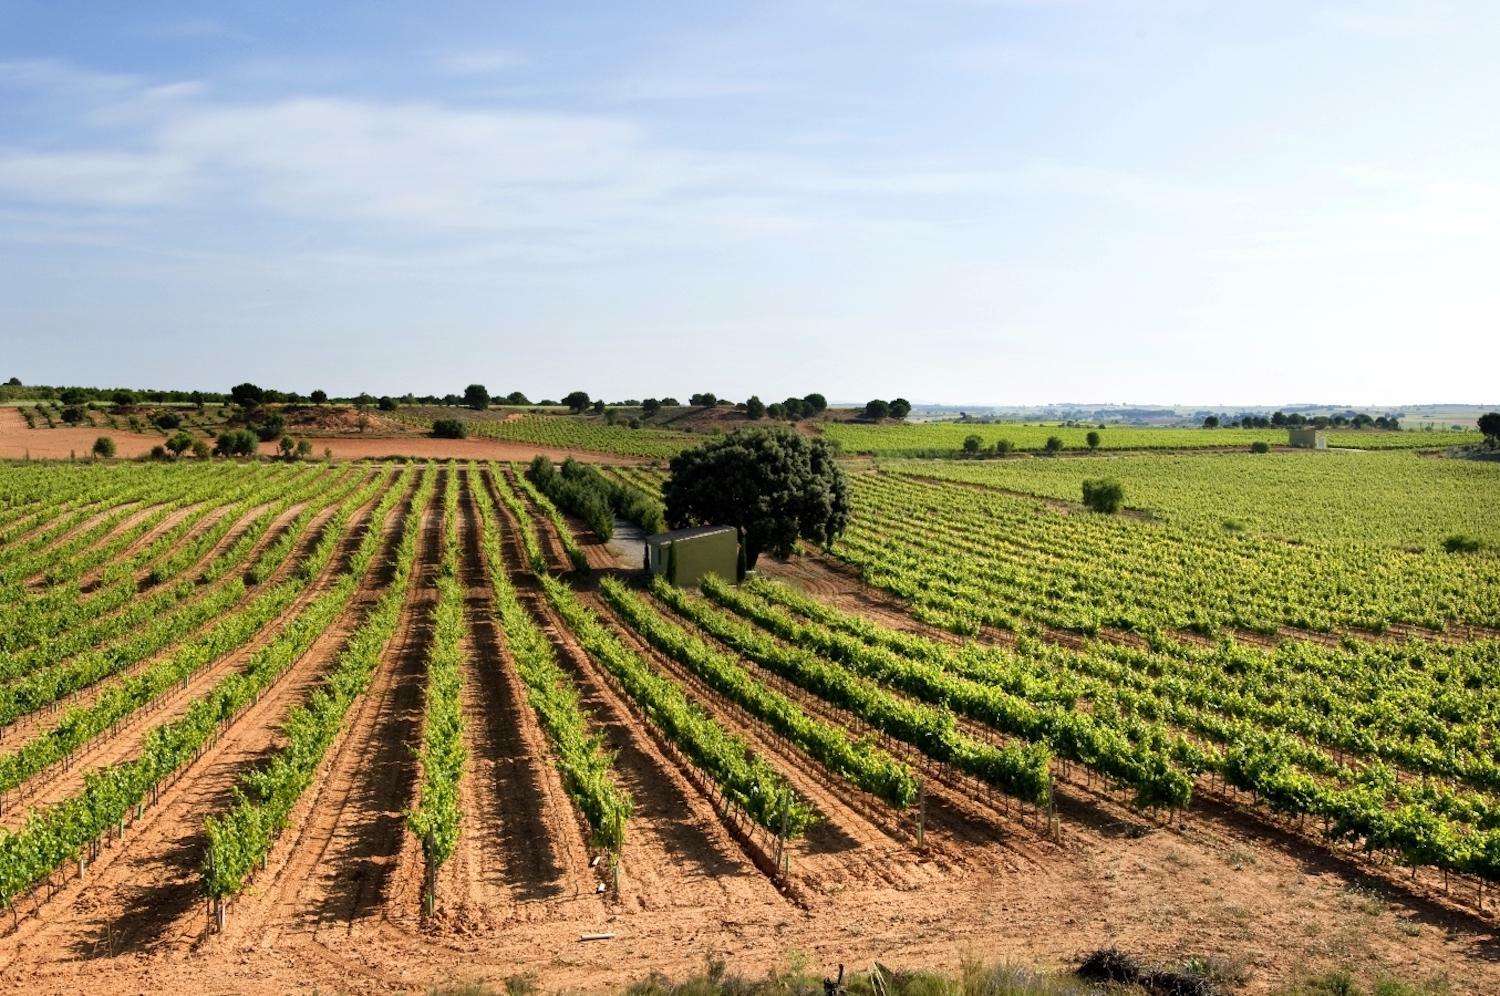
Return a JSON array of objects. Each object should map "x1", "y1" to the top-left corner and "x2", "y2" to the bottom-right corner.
[
  {"x1": 994, "y1": 439, "x2": 1015, "y2": 456},
  {"x1": 962, "y1": 434, "x2": 983, "y2": 454},
  {"x1": 152, "y1": 411, "x2": 182, "y2": 430},
  {"x1": 1443, "y1": 534, "x2": 1482, "y2": 554},
  {"x1": 527, "y1": 455, "x2": 666, "y2": 539},
  {"x1": 1081, "y1": 478, "x2": 1124, "y2": 513},
  {"x1": 191, "y1": 439, "x2": 211, "y2": 459},
  {"x1": 1044, "y1": 435, "x2": 1064, "y2": 454},
  {"x1": 378, "y1": 395, "x2": 398, "y2": 412},
  {"x1": 149, "y1": 444, "x2": 170, "y2": 461},
  {"x1": 253, "y1": 411, "x2": 286, "y2": 442},
  {"x1": 1086, "y1": 430, "x2": 1101, "y2": 450},
  {"x1": 61, "y1": 405, "x2": 86, "y2": 424},
  {"x1": 91, "y1": 435, "x2": 116, "y2": 459},
  {"x1": 215, "y1": 429, "x2": 259, "y2": 457},
  {"x1": 463, "y1": 384, "x2": 489, "y2": 411},
  {"x1": 1250, "y1": 440, "x2": 1271, "y2": 453},
  {"x1": 166, "y1": 431, "x2": 195, "y2": 456},
  {"x1": 431, "y1": 418, "x2": 467, "y2": 439}
]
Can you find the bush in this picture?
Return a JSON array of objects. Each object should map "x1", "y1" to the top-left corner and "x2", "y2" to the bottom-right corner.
[
  {"x1": 378, "y1": 396, "x2": 398, "y2": 412},
  {"x1": 61, "y1": 405, "x2": 86, "y2": 424},
  {"x1": 994, "y1": 439, "x2": 1015, "y2": 456},
  {"x1": 152, "y1": 411, "x2": 182, "y2": 430},
  {"x1": 962, "y1": 434, "x2": 983, "y2": 454},
  {"x1": 1250, "y1": 440, "x2": 1271, "y2": 453},
  {"x1": 1086, "y1": 430, "x2": 1101, "y2": 450},
  {"x1": 253, "y1": 411, "x2": 286, "y2": 442},
  {"x1": 91, "y1": 435, "x2": 116, "y2": 459},
  {"x1": 215, "y1": 429, "x2": 259, "y2": 457},
  {"x1": 1044, "y1": 435, "x2": 1064, "y2": 454},
  {"x1": 431, "y1": 418, "x2": 467, "y2": 439},
  {"x1": 1443, "y1": 534, "x2": 1482, "y2": 554},
  {"x1": 166, "y1": 431, "x2": 194, "y2": 456},
  {"x1": 191, "y1": 439, "x2": 211, "y2": 459},
  {"x1": 1081, "y1": 478, "x2": 1124, "y2": 513}
]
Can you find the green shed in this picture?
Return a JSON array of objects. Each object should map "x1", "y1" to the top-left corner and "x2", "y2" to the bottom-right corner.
[
  {"x1": 645, "y1": 526, "x2": 740, "y2": 588},
  {"x1": 1287, "y1": 428, "x2": 1327, "y2": 449}
]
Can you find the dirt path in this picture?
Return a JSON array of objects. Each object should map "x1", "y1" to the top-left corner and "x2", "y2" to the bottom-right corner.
[
  {"x1": 587, "y1": 592, "x2": 951, "y2": 899},
  {"x1": 73, "y1": 501, "x2": 211, "y2": 592},
  {"x1": 22, "y1": 500, "x2": 169, "y2": 587},
  {"x1": 433, "y1": 469, "x2": 596, "y2": 932},
  {"x1": 480, "y1": 468, "x2": 786, "y2": 921},
  {"x1": 6, "y1": 497, "x2": 142, "y2": 558}
]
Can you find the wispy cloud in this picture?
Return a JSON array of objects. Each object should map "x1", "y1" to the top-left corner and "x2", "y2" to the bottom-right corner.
[
  {"x1": 151, "y1": 17, "x2": 254, "y2": 42},
  {"x1": 434, "y1": 48, "x2": 527, "y2": 76}
]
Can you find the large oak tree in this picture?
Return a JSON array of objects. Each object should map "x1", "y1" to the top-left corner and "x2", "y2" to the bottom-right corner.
[{"x1": 662, "y1": 427, "x2": 849, "y2": 569}]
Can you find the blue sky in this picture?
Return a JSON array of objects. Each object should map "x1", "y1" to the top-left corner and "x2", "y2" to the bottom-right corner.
[{"x1": 1, "y1": 2, "x2": 1495, "y2": 405}]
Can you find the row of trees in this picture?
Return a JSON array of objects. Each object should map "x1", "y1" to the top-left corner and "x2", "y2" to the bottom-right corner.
[
  {"x1": 864, "y1": 398, "x2": 912, "y2": 421},
  {"x1": 1203, "y1": 411, "x2": 1404, "y2": 430},
  {"x1": 86, "y1": 431, "x2": 315, "y2": 461},
  {"x1": 743, "y1": 393, "x2": 829, "y2": 422},
  {"x1": 962, "y1": 431, "x2": 1102, "y2": 455}
]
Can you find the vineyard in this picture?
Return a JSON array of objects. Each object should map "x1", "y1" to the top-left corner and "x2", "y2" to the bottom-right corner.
[
  {"x1": 882, "y1": 450, "x2": 1500, "y2": 549},
  {"x1": 0, "y1": 451, "x2": 1497, "y2": 993},
  {"x1": 399, "y1": 408, "x2": 699, "y2": 458},
  {"x1": 822, "y1": 420, "x2": 1482, "y2": 455}
]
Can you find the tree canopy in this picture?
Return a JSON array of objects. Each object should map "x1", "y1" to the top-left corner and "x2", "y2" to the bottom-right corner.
[
  {"x1": 464, "y1": 384, "x2": 490, "y2": 411},
  {"x1": 663, "y1": 427, "x2": 849, "y2": 569},
  {"x1": 229, "y1": 383, "x2": 266, "y2": 409},
  {"x1": 1479, "y1": 411, "x2": 1500, "y2": 443},
  {"x1": 562, "y1": 390, "x2": 591, "y2": 413}
]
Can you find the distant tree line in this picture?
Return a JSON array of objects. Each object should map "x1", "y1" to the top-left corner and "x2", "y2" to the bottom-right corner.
[{"x1": 1204, "y1": 411, "x2": 1404, "y2": 430}]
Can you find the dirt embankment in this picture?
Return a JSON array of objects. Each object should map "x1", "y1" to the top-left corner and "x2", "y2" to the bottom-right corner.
[{"x1": 0, "y1": 407, "x2": 649, "y2": 464}]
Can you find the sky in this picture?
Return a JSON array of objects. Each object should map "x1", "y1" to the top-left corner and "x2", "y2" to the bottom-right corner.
[{"x1": 0, "y1": 1, "x2": 1496, "y2": 406}]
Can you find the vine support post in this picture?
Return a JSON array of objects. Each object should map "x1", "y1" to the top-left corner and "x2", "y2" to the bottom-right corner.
[
  {"x1": 916, "y1": 782, "x2": 926, "y2": 850},
  {"x1": 422, "y1": 840, "x2": 437, "y2": 919}
]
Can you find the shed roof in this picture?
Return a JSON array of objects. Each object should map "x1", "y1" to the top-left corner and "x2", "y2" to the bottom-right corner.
[{"x1": 646, "y1": 525, "x2": 737, "y2": 543}]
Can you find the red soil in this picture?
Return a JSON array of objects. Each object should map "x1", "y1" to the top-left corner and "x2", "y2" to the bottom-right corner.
[{"x1": 0, "y1": 407, "x2": 647, "y2": 464}]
